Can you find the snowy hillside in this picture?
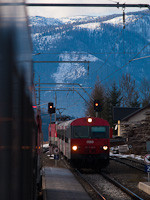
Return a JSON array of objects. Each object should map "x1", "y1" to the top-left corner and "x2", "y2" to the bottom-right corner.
[
  {"x1": 29, "y1": 16, "x2": 63, "y2": 26},
  {"x1": 29, "y1": 10, "x2": 150, "y2": 120}
]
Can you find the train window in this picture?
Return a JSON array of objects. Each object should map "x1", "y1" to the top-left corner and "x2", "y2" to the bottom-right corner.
[
  {"x1": 73, "y1": 126, "x2": 89, "y2": 138},
  {"x1": 91, "y1": 126, "x2": 108, "y2": 138}
]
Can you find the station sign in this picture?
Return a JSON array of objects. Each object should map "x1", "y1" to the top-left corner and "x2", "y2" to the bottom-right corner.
[
  {"x1": 146, "y1": 141, "x2": 150, "y2": 153},
  {"x1": 145, "y1": 165, "x2": 150, "y2": 173},
  {"x1": 54, "y1": 154, "x2": 59, "y2": 160},
  {"x1": 53, "y1": 147, "x2": 59, "y2": 155},
  {"x1": 144, "y1": 154, "x2": 150, "y2": 165},
  {"x1": 144, "y1": 154, "x2": 150, "y2": 182}
]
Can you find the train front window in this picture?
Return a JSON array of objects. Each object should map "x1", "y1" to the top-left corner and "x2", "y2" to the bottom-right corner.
[
  {"x1": 73, "y1": 126, "x2": 89, "y2": 138},
  {"x1": 91, "y1": 126, "x2": 108, "y2": 138}
]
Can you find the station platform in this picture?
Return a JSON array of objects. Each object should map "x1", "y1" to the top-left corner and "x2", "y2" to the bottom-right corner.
[
  {"x1": 42, "y1": 166, "x2": 92, "y2": 200},
  {"x1": 138, "y1": 182, "x2": 150, "y2": 195}
]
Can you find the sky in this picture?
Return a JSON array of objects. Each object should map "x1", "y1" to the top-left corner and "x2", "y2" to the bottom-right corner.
[{"x1": 26, "y1": 0, "x2": 149, "y2": 18}]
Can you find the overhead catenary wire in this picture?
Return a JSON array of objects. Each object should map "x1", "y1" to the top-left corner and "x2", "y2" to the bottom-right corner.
[
  {"x1": 101, "y1": 41, "x2": 150, "y2": 83},
  {"x1": 93, "y1": 8, "x2": 150, "y2": 75},
  {"x1": 131, "y1": 55, "x2": 150, "y2": 61},
  {"x1": 39, "y1": 90, "x2": 85, "y2": 114},
  {"x1": 35, "y1": 83, "x2": 91, "y2": 113},
  {"x1": 26, "y1": 3, "x2": 149, "y2": 8},
  {"x1": 33, "y1": 51, "x2": 150, "y2": 55},
  {"x1": 78, "y1": 8, "x2": 150, "y2": 103},
  {"x1": 33, "y1": 7, "x2": 150, "y2": 112},
  {"x1": 99, "y1": 10, "x2": 150, "y2": 82}
]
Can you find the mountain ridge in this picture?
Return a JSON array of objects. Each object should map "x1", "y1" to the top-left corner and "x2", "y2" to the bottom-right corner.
[{"x1": 29, "y1": 10, "x2": 150, "y2": 119}]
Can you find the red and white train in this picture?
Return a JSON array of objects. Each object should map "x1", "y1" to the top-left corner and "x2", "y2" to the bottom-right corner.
[{"x1": 56, "y1": 117, "x2": 112, "y2": 169}]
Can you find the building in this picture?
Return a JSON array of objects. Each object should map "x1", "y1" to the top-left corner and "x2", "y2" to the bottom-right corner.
[{"x1": 113, "y1": 105, "x2": 150, "y2": 155}]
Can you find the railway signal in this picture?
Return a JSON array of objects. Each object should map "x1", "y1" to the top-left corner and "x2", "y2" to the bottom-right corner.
[
  {"x1": 94, "y1": 100, "x2": 102, "y2": 112},
  {"x1": 48, "y1": 102, "x2": 55, "y2": 114}
]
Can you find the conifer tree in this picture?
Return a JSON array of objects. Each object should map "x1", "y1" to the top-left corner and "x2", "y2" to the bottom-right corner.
[
  {"x1": 105, "y1": 81, "x2": 122, "y2": 127},
  {"x1": 85, "y1": 77, "x2": 105, "y2": 118}
]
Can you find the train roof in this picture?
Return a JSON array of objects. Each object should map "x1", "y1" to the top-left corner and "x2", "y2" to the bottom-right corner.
[
  {"x1": 57, "y1": 117, "x2": 109, "y2": 130},
  {"x1": 56, "y1": 119, "x2": 74, "y2": 130}
]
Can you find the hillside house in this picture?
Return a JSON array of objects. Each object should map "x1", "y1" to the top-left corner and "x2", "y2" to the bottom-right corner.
[
  {"x1": 120, "y1": 104, "x2": 150, "y2": 137},
  {"x1": 113, "y1": 105, "x2": 150, "y2": 155}
]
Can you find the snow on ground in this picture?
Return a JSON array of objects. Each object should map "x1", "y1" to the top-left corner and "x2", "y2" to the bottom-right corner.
[
  {"x1": 43, "y1": 143, "x2": 49, "y2": 148},
  {"x1": 60, "y1": 16, "x2": 97, "y2": 24},
  {"x1": 104, "y1": 15, "x2": 136, "y2": 26},
  {"x1": 110, "y1": 152, "x2": 144, "y2": 161},
  {"x1": 77, "y1": 22, "x2": 101, "y2": 30},
  {"x1": 43, "y1": 143, "x2": 144, "y2": 161},
  {"x1": 52, "y1": 52, "x2": 99, "y2": 83}
]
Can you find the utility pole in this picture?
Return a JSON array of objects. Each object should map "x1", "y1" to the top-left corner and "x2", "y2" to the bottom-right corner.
[
  {"x1": 49, "y1": 113, "x2": 52, "y2": 156},
  {"x1": 48, "y1": 102, "x2": 55, "y2": 155},
  {"x1": 55, "y1": 92, "x2": 57, "y2": 122},
  {"x1": 38, "y1": 76, "x2": 40, "y2": 107}
]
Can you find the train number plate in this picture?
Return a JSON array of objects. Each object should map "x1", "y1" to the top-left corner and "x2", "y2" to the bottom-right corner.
[{"x1": 86, "y1": 140, "x2": 94, "y2": 144}]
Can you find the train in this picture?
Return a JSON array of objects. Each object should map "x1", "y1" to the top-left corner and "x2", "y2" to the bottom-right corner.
[
  {"x1": 0, "y1": 1, "x2": 42, "y2": 200},
  {"x1": 55, "y1": 117, "x2": 112, "y2": 169}
]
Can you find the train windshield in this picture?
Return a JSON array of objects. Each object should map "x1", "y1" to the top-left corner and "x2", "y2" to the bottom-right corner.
[
  {"x1": 91, "y1": 126, "x2": 108, "y2": 138},
  {"x1": 73, "y1": 126, "x2": 109, "y2": 138},
  {"x1": 73, "y1": 126, "x2": 89, "y2": 138}
]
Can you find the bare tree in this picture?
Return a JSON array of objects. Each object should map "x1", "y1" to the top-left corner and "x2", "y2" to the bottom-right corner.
[
  {"x1": 119, "y1": 73, "x2": 140, "y2": 107},
  {"x1": 140, "y1": 77, "x2": 150, "y2": 106}
]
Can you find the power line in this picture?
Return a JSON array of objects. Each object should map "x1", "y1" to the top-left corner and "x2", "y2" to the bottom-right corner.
[
  {"x1": 27, "y1": 3, "x2": 149, "y2": 9},
  {"x1": 32, "y1": 5, "x2": 150, "y2": 111},
  {"x1": 101, "y1": 41, "x2": 150, "y2": 83},
  {"x1": 83, "y1": 8, "x2": 150, "y2": 89},
  {"x1": 33, "y1": 51, "x2": 150, "y2": 55},
  {"x1": 132, "y1": 55, "x2": 150, "y2": 61},
  {"x1": 78, "y1": 9, "x2": 150, "y2": 103},
  {"x1": 33, "y1": 60, "x2": 90, "y2": 64},
  {"x1": 35, "y1": 83, "x2": 92, "y2": 106},
  {"x1": 93, "y1": 9, "x2": 150, "y2": 75}
]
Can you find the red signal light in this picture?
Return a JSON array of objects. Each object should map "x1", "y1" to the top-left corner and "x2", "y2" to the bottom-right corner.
[
  {"x1": 48, "y1": 102, "x2": 56, "y2": 114},
  {"x1": 94, "y1": 100, "x2": 102, "y2": 112}
]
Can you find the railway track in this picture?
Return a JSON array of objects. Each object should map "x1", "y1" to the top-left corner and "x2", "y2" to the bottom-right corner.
[
  {"x1": 110, "y1": 156, "x2": 145, "y2": 172},
  {"x1": 57, "y1": 154, "x2": 149, "y2": 200},
  {"x1": 75, "y1": 169, "x2": 107, "y2": 200},
  {"x1": 77, "y1": 168, "x2": 145, "y2": 200},
  {"x1": 60, "y1": 156, "x2": 106, "y2": 200},
  {"x1": 100, "y1": 172, "x2": 144, "y2": 200},
  {"x1": 105, "y1": 155, "x2": 150, "y2": 199},
  {"x1": 43, "y1": 150, "x2": 150, "y2": 199}
]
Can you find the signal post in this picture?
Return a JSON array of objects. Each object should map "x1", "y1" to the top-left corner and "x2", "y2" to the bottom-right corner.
[
  {"x1": 94, "y1": 100, "x2": 102, "y2": 117},
  {"x1": 48, "y1": 102, "x2": 55, "y2": 155}
]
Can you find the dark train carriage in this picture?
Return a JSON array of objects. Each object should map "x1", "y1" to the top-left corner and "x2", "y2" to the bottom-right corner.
[
  {"x1": 57, "y1": 117, "x2": 111, "y2": 168},
  {"x1": 0, "y1": 1, "x2": 41, "y2": 200}
]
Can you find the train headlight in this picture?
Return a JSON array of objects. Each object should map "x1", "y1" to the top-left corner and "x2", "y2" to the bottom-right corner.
[
  {"x1": 103, "y1": 146, "x2": 108, "y2": 151},
  {"x1": 87, "y1": 117, "x2": 92, "y2": 123},
  {"x1": 72, "y1": 145, "x2": 78, "y2": 151}
]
